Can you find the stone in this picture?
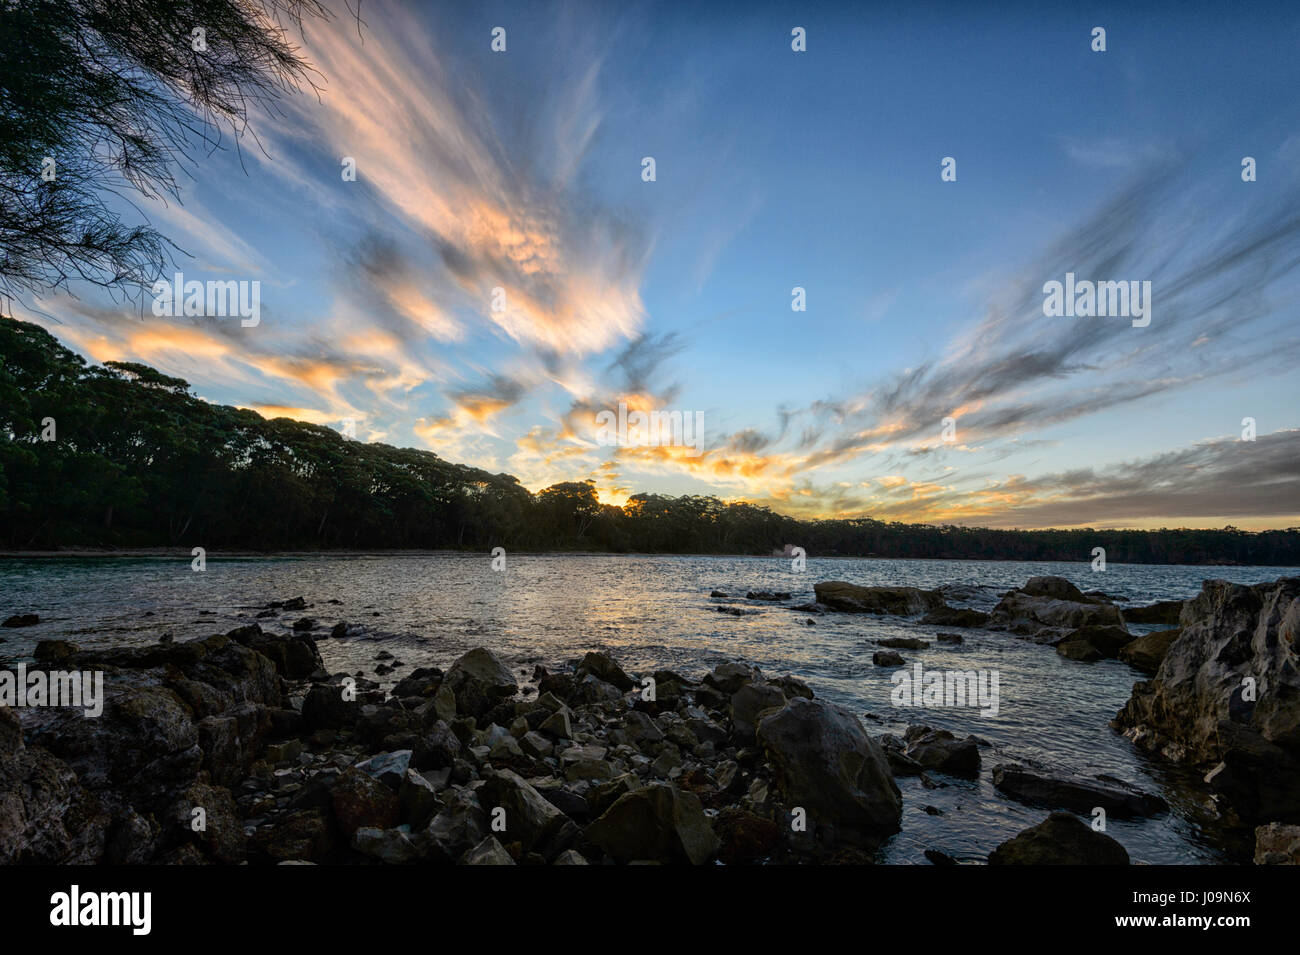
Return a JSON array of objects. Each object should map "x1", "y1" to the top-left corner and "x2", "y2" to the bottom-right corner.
[
  {"x1": 992, "y1": 764, "x2": 1167, "y2": 817},
  {"x1": 585, "y1": 783, "x2": 720, "y2": 865},
  {"x1": 444, "y1": 647, "x2": 517, "y2": 719},
  {"x1": 730, "y1": 682, "x2": 787, "y2": 744},
  {"x1": 478, "y1": 769, "x2": 579, "y2": 859},
  {"x1": 1117, "y1": 628, "x2": 1180, "y2": 675},
  {"x1": 878, "y1": 637, "x2": 929, "y2": 650},
  {"x1": 1113, "y1": 578, "x2": 1300, "y2": 822},
  {"x1": 756, "y1": 697, "x2": 901, "y2": 844},
  {"x1": 353, "y1": 826, "x2": 420, "y2": 864},
  {"x1": 330, "y1": 767, "x2": 399, "y2": 836},
  {"x1": 813, "y1": 582, "x2": 946, "y2": 615},
  {"x1": 903, "y1": 727, "x2": 980, "y2": 777},
  {"x1": 1254, "y1": 822, "x2": 1300, "y2": 865},
  {"x1": 461, "y1": 835, "x2": 515, "y2": 865},
  {"x1": 988, "y1": 812, "x2": 1129, "y2": 865}
]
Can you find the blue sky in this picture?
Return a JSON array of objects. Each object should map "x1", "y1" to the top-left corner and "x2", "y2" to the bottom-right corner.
[{"x1": 20, "y1": 0, "x2": 1300, "y2": 528}]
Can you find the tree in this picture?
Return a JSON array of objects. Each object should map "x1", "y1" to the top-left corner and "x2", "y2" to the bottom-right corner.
[{"x1": 0, "y1": 0, "x2": 330, "y2": 303}]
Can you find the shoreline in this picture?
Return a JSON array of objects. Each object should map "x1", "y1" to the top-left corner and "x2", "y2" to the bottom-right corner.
[{"x1": 0, "y1": 548, "x2": 1274, "y2": 567}]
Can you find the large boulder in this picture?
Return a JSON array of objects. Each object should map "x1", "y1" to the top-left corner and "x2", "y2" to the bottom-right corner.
[
  {"x1": 756, "y1": 698, "x2": 901, "y2": 844},
  {"x1": 584, "y1": 782, "x2": 720, "y2": 864},
  {"x1": 1112, "y1": 578, "x2": 1300, "y2": 822},
  {"x1": 443, "y1": 648, "x2": 517, "y2": 719},
  {"x1": 988, "y1": 812, "x2": 1129, "y2": 865},
  {"x1": 0, "y1": 706, "x2": 110, "y2": 863},
  {"x1": 1254, "y1": 823, "x2": 1300, "y2": 865},
  {"x1": 1117, "y1": 628, "x2": 1180, "y2": 675},
  {"x1": 987, "y1": 577, "x2": 1125, "y2": 640},
  {"x1": 919, "y1": 607, "x2": 990, "y2": 628},
  {"x1": 478, "y1": 769, "x2": 579, "y2": 860},
  {"x1": 330, "y1": 767, "x2": 400, "y2": 837},
  {"x1": 1122, "y1": 599, "x2": 1185, "y2": 626},
  {"x1": 1055, "y1": 625, "x2": 1135, "y2": 661},
  {"x1": 813, "y1": 582, "x2": 947, "y2": 616},
  {"x1": 730, "y1": 682, "x2": 787, "y2": 744},
  {"x1": 903, "y1": 726, "x2": 980, "y2": 777},
  {"x1": 992, "y1": 764, "x2": 1166, "y2": 818},
  {"x1": 226, "y1": 624, "x2": 324, "y2": 679}
]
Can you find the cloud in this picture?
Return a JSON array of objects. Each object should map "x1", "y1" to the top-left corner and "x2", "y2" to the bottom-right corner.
[{"x1": 281, "y1": 4, "x2": 649, "y2": 356}]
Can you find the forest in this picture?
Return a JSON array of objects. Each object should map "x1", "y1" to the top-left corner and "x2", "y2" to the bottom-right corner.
[{"x1": 2, "y1": 317, "x2": 1297, "y2": 565}]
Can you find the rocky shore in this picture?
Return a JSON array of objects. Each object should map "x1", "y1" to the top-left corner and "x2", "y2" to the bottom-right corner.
[{"x1": 2, "y1": 572, "x2": 1297, "y2": 865}]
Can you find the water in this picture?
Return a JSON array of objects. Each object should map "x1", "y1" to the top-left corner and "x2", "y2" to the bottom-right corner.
[{"x1": 3, "y1": 553, "x2": 1293, "y2": 864}]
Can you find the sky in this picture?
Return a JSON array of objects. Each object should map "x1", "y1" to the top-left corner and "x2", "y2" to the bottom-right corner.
[{"x1": 15, "y1": 0, "x2": 1300, "y2": 529}]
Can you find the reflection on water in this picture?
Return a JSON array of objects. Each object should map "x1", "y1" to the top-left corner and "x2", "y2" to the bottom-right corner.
[{"x1": 2, "y1": 553, "x2": 1291, "y2": 864}]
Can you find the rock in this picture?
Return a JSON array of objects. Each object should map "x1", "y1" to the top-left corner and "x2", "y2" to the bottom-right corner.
[
  {"x1": 1056, "y1": 640, "x2": 1103, "y2": 662},
  {"x1": 1254, "y1": 822, "x2": 1300, "y2": 864},
  {"x1": 226, "y1": 624, "x2": 324, "y2": 678},
  {"x1": 354, "y1": 750, "x2": 412, "y2": 788},
  {"x1": 444, "y1": 648, "x2": 517, "y2": 719},
  {"x1": 924, "y1": 848, "x2": 957, "y2": 865},
  {"x1": 291, "y1": 617, "x2": 316, "y2": 632},
  {"x1": 461, "y1": 835, "x2": 515, "y2": 865},
  {"x1": 903, "y1": 727, "x2": 980, "y2": 777},
  {"x1": 519, "y1": 731, "x2": 554, "y2": 758},
  {"x1": 920, "y1": 607, "x2": 990, "y2": 628},
  {"x1": 1117, "y1": 628, "x2": 1180, "y2": 675},
  {"x1": 872, "y1": 650, "x2": 905, "y2": 667},
  {"x1": 878, "y1": 637, "x2": 929, "y2": 650},
  {"x1": 987, "y1": 578, "x2": 1125, "y2": 638},
  {"x1": 746, "y1": 591, "x2": 790, "y2": 601},
  {"x1": 329, "y1": 621, "x2": 350, "y2": 639},
  {"x1": 714, "y1": 807, "x2": 781, "y2": 865},
  {"x1": 716, "y1": 606, "x2": 759, "y2": 616},
  {"x1": 249, "y1": 809, "x2": 334, "y2": 863},
  {"x1": 553, "y1": 848, "x2": 589, "y2": 864},
  {"x1": 813, "y1": 582, "x2": 946, "y2": 615},
  {"x1": 703, "y1": 662, "x2": 760, "y2": 695},
  {"x1": 1123, "y1": 599, "x2": 1184, "y2": 625},
  {"x1": 353, "y1": 826, "x2": 420, "y2": 864},
  {"x1": 756, "y1": 697, "x2": 901, "y2": 844},
  {"x1": 392, "y1": 666, "x2": 442, "y2": 699},
  {"x1": 0, "y1": 707, "x2": 109, "y2": 863},
  {"x1": 730, "y1": 683, "x2": 787, "y2": 744},
  {"x1": 576, "y1": 651, "x2": 635, "y2": 691},
  {"x1": 479, "y1": 769, "x2": 579, "y2": 859},
  {"x1": 1055, "y1": 624, "x2": 1133, "y2": 659},
  {"x1": 398, "y1": 770, "x2": 441, "y2": 828},
  {"x1": 768, "y1": 675, "x2": 814, "y2": 700},
  {"x1": 2, "y1": 613, "x2": 39, "y2": 628},
  {"x1": 585, "y1": 783, "x2": 720, "y2": 865},
  {"x1": 33, "y1": 639, "x2": 77, "y2": 662},
  {"x1": 424, "y1": 789, "x2": 486, "y2": 860},
  {"x1": 1112, "y1": 578, "x2": 1300, "y2": 822},
  {"x1": 539, "y1": 706, "x2": 573, "y2": 740},
  {"x1": 301, "y1": 682, "x2": 356, "y2": 730},
  {"x1": 1022, "y1": 576, "x2": 1088, "y2": 601},
  {"x1": 330, "y1": 767, "x2": 400, "y2": 836},
  {"x1": 992, "y1": 764, "x2": 1167, "y2": 818},
  {"x1": 988, "y1": 812, "x2": 1129, "y2": 865}
]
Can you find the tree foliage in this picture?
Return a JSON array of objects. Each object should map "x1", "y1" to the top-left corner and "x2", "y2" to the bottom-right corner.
[
  {"x1": 2, "y1": 317, "x2": 1298, "y2": 565},
  {"x1": 0, "y1": 0, "x2": 329, "y2": 302}
]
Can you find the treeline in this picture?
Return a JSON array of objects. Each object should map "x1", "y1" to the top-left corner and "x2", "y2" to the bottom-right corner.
[{"x1": 2, "y1": 317, "x2": 1298, "y2": 565}]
